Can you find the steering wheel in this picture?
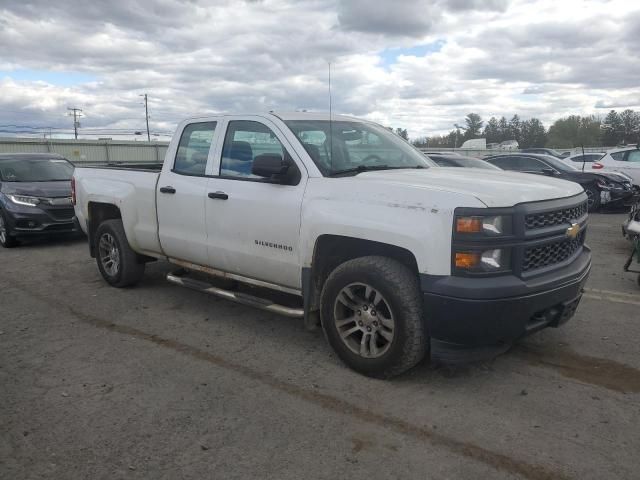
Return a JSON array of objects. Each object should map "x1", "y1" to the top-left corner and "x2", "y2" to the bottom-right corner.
[{"x1": 361, "y1": 154, "x2": 383, "y2": 164}]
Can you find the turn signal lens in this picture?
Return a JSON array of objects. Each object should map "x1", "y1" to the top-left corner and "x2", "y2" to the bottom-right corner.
[
  {"x1": 454, "y1": 248, "x2": 511, "y2": 273},
  {"x1": 456, "y1": 217, "x2": 483, "y2": 233},
  {"x1": 455, "y1": 252, "x2": 480, "y2": 269}
]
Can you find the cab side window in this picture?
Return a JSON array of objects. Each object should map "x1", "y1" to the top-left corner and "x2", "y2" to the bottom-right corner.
[
  {"x1": 610, "y1": 151, "x2": 627, "y2": 161},
  {"x1": 220, "y1": 121, "x2": 286, "y2": 179},
  {"x1": 173, "y1": 122, "x2": 217, "y2": 176}
]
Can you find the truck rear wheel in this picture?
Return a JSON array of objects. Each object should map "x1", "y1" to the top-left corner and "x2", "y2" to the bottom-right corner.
[
  {"x1": 95, "y1": 219, "x2": 145, "y2": 288},
  {"x1": 320, "y1": 256, "x2": 427, "y2": 378}
]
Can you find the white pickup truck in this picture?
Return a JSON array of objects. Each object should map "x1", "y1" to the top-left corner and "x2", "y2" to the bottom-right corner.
[{"x1": 73, "y1": 112, "x2": 591, "y2": 377}]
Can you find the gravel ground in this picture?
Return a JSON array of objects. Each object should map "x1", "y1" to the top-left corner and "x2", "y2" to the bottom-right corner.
[{"x1": 1, "y1": 212, "x2": 639, "y2": 480}]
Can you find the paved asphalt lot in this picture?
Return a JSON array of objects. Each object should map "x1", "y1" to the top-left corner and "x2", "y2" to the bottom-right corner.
[{"x1": 1, "y1": 212, "x2": 639, "y2": 480}]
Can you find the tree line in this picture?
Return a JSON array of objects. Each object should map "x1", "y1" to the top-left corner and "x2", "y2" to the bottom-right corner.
[{"x1": 409, "y1": 109, "x2": 640, "y2": 149}]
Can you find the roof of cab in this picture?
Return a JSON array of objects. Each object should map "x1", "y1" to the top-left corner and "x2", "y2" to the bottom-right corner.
[
  {"x1": 181, "y1": 111, "x2": 364, "y2": 123},
  {"x1": 270, "y1": 111, "x2": 362, "y2": 122}
]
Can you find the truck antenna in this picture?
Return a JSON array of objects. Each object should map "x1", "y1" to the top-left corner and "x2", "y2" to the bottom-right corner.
[
  {"x1": 581, "y1": 144, "x2": 586, "y2": 172},
  {"x1": 328, "y1": 61, "x2": 333, "y2": 172}
]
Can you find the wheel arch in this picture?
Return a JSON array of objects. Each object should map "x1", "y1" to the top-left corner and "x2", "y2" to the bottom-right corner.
[
  {"x1": 302, "y1": 234, "x2": 419, "y2": 323},
  {"x1": 87, "y1": 202, "x2": 122, "y2": 257}
]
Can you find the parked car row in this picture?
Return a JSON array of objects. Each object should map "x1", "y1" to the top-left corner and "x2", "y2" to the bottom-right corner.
[{"x1": 428, "y1": 152, "x2": 638, "y2": 212}]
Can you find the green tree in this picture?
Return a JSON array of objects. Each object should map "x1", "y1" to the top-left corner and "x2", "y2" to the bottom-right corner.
[
  {"x1": 411, "y1": 136, "x2": 429, "y2": 148},
  {"x1": 519, "y1": 118, "x2": 547, "y2": 148},
  {"x1": 509, "y1": 115, "x2": 521, "y2": 143},
  {"x1": 547, "y1": 115, "x2": 601, "y2": 148},
  {"x1": 394, "y1": 127, "x2": 409, "y2": 140},
  {"x1": 483, "y1": 117, "x2": 500, "y2": 144},
  {"x1": 601, "y1": 110, "x2": 623, "y2": 146},
  {"x1": 464, "y1": 113, "x2": 483, "y2": 139},
  {"x1": 620, "y1": 109, "x2": 639, "y2": 144},
  {"x1": 497, "y1": 116, "x2": 509, "y2": 142}
]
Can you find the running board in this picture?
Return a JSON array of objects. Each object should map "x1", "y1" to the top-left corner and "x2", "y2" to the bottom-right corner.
[{"x1": 166, "y1": 272, "x2": 304, "y2": 318}]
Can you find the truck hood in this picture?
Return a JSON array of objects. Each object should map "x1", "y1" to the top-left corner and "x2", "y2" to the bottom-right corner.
[{"x1": 354, "y1": 168, "x2": 584, "y2": 207}]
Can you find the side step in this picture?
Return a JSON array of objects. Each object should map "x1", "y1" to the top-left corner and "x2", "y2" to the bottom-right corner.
[{"x1": 166, "y1": 272, "x2": 304, "y2": 318}]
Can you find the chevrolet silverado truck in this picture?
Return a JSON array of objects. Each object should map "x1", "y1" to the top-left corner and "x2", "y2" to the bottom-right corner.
[{"x1": 73, "y1": 112, "x2": 591, "y2": 378}]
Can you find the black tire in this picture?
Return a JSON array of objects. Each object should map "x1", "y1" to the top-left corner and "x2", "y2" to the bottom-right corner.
[
  {"x1": 320, "y1": 256, "x2": 427, "y2": 378},
  {"x1": 585, "y1": 185, "x2": 601, "y2": 212},
  {"x1": 0, "y1": 210, "x2": 19, "y2": 248},
  {"x1": 95, "y1": 219, "x2": 145, "y2": 287}
]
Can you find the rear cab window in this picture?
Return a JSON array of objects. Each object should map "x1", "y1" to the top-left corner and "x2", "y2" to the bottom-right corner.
[{"x1": 173, "y1": 122, "x2": 217, "y2": 176}]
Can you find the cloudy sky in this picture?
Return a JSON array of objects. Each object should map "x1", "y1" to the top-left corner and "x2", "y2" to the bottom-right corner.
[{"x1": 1, "y1": 0, "x2": 639, "y2": 140}]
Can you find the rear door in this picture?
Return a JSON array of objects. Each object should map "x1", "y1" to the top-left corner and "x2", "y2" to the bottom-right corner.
[
  {"x1": 608, "y1": 150, "x2": 640, "y2": 184},
  {"x1": 157, "y1": 120, "x2": 220, "y2": 265},
  {"x1": 204, "y1": 116, "x2": 307, "y2": 289}
]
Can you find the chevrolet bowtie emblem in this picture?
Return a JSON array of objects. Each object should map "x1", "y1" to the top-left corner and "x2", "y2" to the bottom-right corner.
[{"x1": 566, "y1": 223, "x2": 581, "y2": 239}]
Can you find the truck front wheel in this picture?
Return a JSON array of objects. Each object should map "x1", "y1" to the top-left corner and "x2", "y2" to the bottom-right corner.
[
  {"x1": 95, "y1": 219, "x2": 145, "y2": 288},
  {"x1": 320, "y1": 256, "x2": 427, "y2": 378}
]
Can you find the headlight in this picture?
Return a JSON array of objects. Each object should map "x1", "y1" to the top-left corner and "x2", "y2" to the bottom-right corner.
[
  {"x1": 596, "y1": 180, "x2": 616, "y2": 190},
  {"x1": 7, "y1": 194, "x2": 41, "y2": 207},
  {"x1": 454, "y1": 248, "x2": 511, "y2": 273},
  {"x1": 455, "y1": 215, "x2": 511, "y2": 236}
]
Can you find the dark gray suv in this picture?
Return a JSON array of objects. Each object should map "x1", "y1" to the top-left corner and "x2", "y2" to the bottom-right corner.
[{"x1": 0, "y1": 153, "x2": 79, "y2": 248}]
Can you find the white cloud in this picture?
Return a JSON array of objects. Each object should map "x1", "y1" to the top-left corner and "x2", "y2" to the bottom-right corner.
[{"x1": 0, "y1": 0, "x2": 639, "y2": 139}]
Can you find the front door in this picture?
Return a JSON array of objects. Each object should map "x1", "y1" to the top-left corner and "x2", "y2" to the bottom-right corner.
[
  {"x1": 157, "y1": 121, "x2": 218, "y2": 266},
  {"x1": 205, "y1": 118, "x2": 306, "y2": 289}
]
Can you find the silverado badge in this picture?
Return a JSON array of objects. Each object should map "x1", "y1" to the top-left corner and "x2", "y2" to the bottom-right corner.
[{"x1": 566, "y1": 223, "x2": 581, "y2": 239}]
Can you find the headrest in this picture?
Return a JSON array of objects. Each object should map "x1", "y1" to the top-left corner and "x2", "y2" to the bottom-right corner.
[{"x1": 225, "y1": 141, "x2": 253, "y2": 162}]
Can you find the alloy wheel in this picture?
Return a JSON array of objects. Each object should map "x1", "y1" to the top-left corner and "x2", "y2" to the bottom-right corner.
[
  {"x1": 98, "y1": 233, "x2": 120, "y2": 277},
  {"x1": 333, "y1": 282, "x2": 395, "y2": 358}
]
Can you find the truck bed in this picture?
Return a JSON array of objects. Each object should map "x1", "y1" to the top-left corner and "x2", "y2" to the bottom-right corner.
[
  {"x1": 73, "y1": 165, "x2": 162, "y2": 256},
  {"x1": 77, "y1": 162, "x2": 164, "y2": 172}
]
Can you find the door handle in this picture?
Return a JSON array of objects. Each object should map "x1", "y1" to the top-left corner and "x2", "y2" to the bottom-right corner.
[
  {"x1": 160, "y1": 186, "x2": 176, "y2": 194},
  {"x1": 208, "y1": 191, "x2": 229, "y2": 200}
]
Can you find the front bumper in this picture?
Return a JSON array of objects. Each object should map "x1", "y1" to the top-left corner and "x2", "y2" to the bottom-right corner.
[
  {"x1": 605, "y1": 188, "x2": 637, "y2": 206},
  {"x1": 422, "y1": 247, "x2": 591, "y2": 363},
  {"x1": 3, "y1": 204, "x2": 80, "y2": 236}
]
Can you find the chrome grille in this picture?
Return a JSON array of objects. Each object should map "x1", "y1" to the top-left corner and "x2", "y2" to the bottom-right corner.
[
  {"x1": 523, "y1": 231, "x2": 585, "y2": 272},
  {"x1": 525, "y1": 202, "x2": 587, "y2": 230}
]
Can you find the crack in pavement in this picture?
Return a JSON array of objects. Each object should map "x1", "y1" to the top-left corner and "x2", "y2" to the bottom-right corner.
[{"x1": 9, "y1": 283, "x2": 573, "y2": 480}]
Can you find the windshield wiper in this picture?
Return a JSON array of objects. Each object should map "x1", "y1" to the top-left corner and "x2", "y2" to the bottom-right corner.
[{"x1": 328, "y1": 165, "x2": 426, "y2": 177}]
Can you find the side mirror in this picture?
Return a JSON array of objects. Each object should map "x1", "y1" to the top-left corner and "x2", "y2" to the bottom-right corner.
[
  {"x1": 252, "y1": 153, "x2": 290, "y2": 179},
  {"x1": 541, "y1": 168, "x2": 556, "y2": 176}
]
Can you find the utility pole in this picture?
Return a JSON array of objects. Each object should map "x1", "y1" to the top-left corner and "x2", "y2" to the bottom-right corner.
[
  {"x1": 67, "y1": 107, "x2": 82, "y2": 139},
  {"x1": 140, "y1": 94, "x2": 150, "y2": 141}
]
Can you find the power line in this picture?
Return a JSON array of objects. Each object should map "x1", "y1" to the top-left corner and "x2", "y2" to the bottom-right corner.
[{"x1": 67, "y1": 107, "x2": 83, "y2": 139}]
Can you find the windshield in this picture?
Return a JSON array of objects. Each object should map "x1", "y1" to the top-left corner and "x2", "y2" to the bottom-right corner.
[
  {"x1": 432, "y1": 155, "x2": 501, "y2": 170},
  {"x1": 285, "y1": 120, "x2": 434, "y2": 175},
  {"x1": 540, "y1": 155, "x2": 578, "y2": 172},
  {"x1": 0, "y1": 157, "x2": 74, "y2": 182}
]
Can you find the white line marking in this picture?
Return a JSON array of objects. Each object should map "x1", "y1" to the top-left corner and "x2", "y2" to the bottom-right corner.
[
  {"x1": 585, "y1": 288, "x2": 638, "y2": 299},
  {"x1": 583, "y1": 293, "x2": 640, "y2": 306}
]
